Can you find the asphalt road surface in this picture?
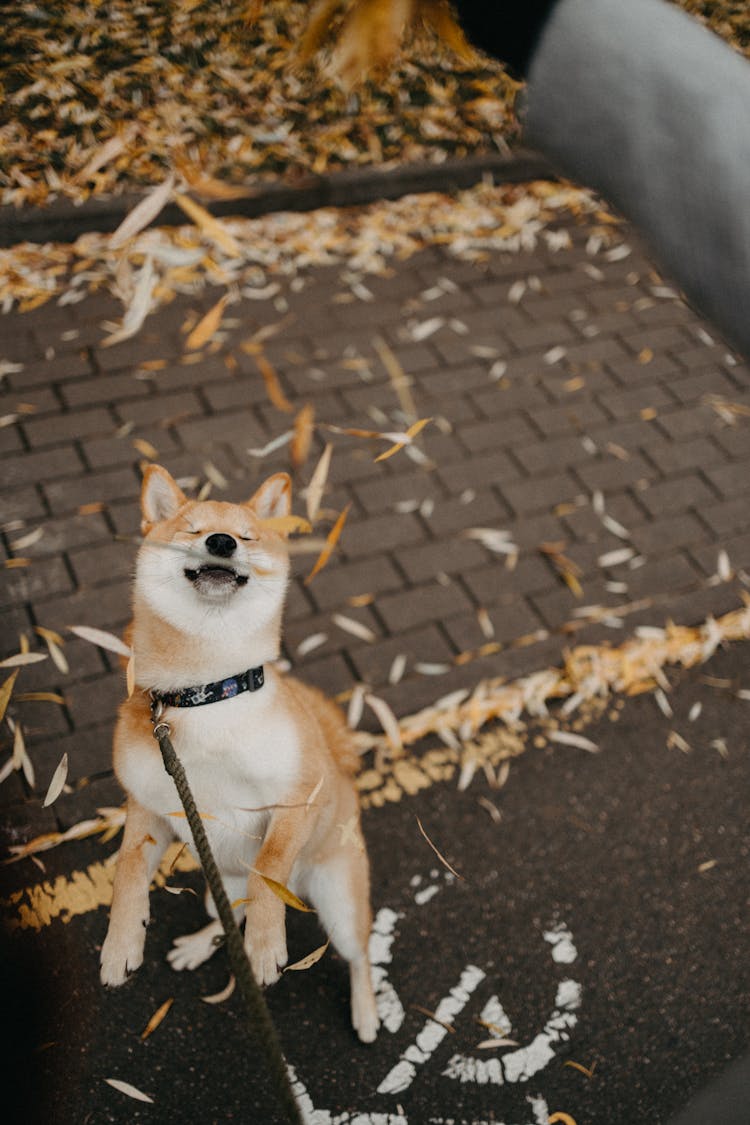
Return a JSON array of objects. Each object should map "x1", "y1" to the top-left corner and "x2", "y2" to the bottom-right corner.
[{"x1": 2, "y1": 643, "x2": 749, "y2": 1125}]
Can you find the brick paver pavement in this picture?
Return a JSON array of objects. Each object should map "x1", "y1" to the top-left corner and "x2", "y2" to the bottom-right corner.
[{"x1": 1, "y1": 197, "x2": 749, "y2": 851}]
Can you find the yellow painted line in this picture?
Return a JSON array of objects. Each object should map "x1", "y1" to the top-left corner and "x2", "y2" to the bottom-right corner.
[{"x1": 2, "y1": 843, "x2": 198, "y2": 933}]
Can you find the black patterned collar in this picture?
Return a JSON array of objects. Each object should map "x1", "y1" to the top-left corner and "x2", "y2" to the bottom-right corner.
[{"x1": 150, "y1": 666, "x2": 264, "y2": 714}]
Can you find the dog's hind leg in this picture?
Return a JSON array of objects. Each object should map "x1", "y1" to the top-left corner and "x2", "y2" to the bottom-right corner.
[
  {"x1": 304, "y1": 848, "x2": 379, "y2": 1043},
  {"x1": 167, "y1": 873, "x2": 246, "y2": 972}
]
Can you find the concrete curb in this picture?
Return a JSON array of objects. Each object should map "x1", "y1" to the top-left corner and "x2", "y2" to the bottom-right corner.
[{"x1": 0, "y1": 149, "x2": 555, "y2": 248}]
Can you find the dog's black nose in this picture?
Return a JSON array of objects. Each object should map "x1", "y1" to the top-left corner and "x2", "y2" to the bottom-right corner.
[{"x1": 205, "y1": 533, "x2": 237, "y2": 558}]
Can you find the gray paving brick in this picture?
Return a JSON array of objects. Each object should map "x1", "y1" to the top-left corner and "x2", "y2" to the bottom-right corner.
[
  {"x1": 12, "y1": 350, "x2": 94, "y2": 387},
  {"x1": 574, "y1": 452, "x2": 653, "y2": 493},
  {"x1": 287, "y1": 652, "x2": 354, "y2": 699},
  {"x1": 61, "y1": 372, "x2": 154, "y2": 409},
  {"x1": 0, "y1": 605, "x2": 34, "y2": 657},
  {"x1": 637, "y1": 473, "x2": 718, "y2": 517},
  {"x1": 0, "y1": 555, "x2": 73, "y2": 609},
  {"x1": 64, "y1": 671, "x2": 127, "y2": 731},
  {"x1": 705, "y1": 461, "x2": 750, "y2": 500},
  {"x1": 621, "y1": 325, "x2": 692, "y2": 354},
  {"x1": 0, "y1": 486, "x2": 47, "y2": 526},
  {"x1": 175, "y1": 408, "x2": 266, "y2": 451},
  {"x1": 93, "y1": 330, "x2": 180, "y2": 372},
  {"x1": 32, "y1": 721, "x2": 113, "y2": 785},
  {"x1": 114, "y1": 390, "x2": 205, "y2": 429},
  {"x1": 326, "y1": 446, "x2": 388, "y2": 485},
  {"x1": 629, "y1": 515, "x2": 715, "y2": 558},
  {"x1": 606, "y1": 352, "x2": 683, "y2": 387},
  {"x1": 435, "y1": 448, "x2": 520, "y2": 495},
  {"x1": 531, "y1": 398, "x2": 608, "y2": 437},
  {"x1": 673, "y1": 344, "x2": 730, "y2": 371},
  {"x1": 463, "y1": 555, "x2": 556, "y2": 603},
  {"x1": 332, "y1": 298, "x2": 406, "y2": 330},
  {"x1": 713, "y1": 427, "x2": 750, "y2": 460},
  {"x1": 341, "y1": 511, "x2": 425, "y2": 559},
  {"x1": 458, "y1": 413, "x2": 538, "y2": 452},
  {"x1": 646, "y1": 436, "x2": 727, "y2": 477},
  {"x1": 472, "y1": 379, "x2": 549, "y2": 419},
  {"x1": 69, "y1": 539, "x2": 138, "y2": 589},
  {"x1": 418, "y1": 362, "x2": 499, "y2": 399},
  {"x1": 11, "y1": 511, "x2": 111, "y2": 559},
  {"x1": 443, "y1": 597, "x2": 544, "y2": 651},
  {"x1": 347, "y1": 624, "x2": 455, "y2": 688},
  {"x1": 22, "y1": 407, "x2": 114, "y2": 449},
  {"x1": 36, "y1": 581, "x2": 133, "y2": 633},
  {"x1": 620, "y1": 553, "x2": 701, "y2": 598},
  {"x1": 306, "y1": 555, "x2": 403, "y2": 612},
  {"x1": 397, "y1": 536, "x2": 486, "y2": 584},
  {"x1": 700, "y1": 498, "x2": 750, "y2": 539},
  {"x1": 82, "y1": 427, "x2": 179, "y2": 470},
  {"x1": 352, "y1": 467, "x2": 441, "y2": 516},
  {"x1": 505, "y1": 319, "x2": 577, "y2": 354},
  {"x1": 0, "y1": 445, "x2": 84, "y2": 489},
  {"x1": 502, "y1": 470, "x2": 582, "y2": 517},
  {"x1": 514, "y1": 433, "x2": 595, "y2": 475},
  {"x1": 422, "y1": 488, "x2": 511, "y2": 537},
  {"x1": 0, "y1": 423, "x2": 24, "y2": 456},
  {"x1": 668, "y1": 368, "x2": 738, "y2": 405},
  {"x1": 376, "y1": 579, "x2": 473, "y2": 634},
  {"x1": 691, "y1": 531, "x2": 750, "y2": 576},
  {"x1": 43, "y1": 465, "x2": 140, "y2": 515},
  {"x1": 598, "y1": 384, "x2": 673, "y2": 420},
  {"x1": 561, "y1": 492, "x2": 646, "y2": 541}
]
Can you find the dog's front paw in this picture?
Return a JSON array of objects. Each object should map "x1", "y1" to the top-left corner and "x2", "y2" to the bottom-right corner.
[
  {"x1": 100, "y1": 929, "x2": 145, "y2": 987},
  {"x1": 245, "y1": 929, "x2": 288, "y2": 987}
]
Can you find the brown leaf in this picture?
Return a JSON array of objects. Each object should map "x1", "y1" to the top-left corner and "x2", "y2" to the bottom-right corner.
[
  {"x1": 185, "y1": 294, "x2": 230, "y2": 351},
  {"x1": 0, "y1": 671, "x2": 19, "y2": 724},
  {"x1": 304, "y1": 504, "x2": 351, "y2": 585},
  {"x1": 251, "y1": 870, "x2": 314, "y2": 912},
  {"x1": 255, "y1": 353, "x2": 293, "y2": 413},
  {"x1": 374, "y1": 416, "x2": 432, "y2": 462},
  {"x1": 140, "y1": 997, "x2": 174, "y2": 1041},
  {"x1": 284, "y1": 940, "x2": 330, "y2": 972},
  {"x1": 173, "y1": 194, "x2": 242, "y2": 258},
  {"x1": 291, "y1": 403, "x2": 315, "y2": 471}
]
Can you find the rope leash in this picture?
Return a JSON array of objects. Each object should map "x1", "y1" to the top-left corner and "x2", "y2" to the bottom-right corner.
[{"x1": 153, "y1": 719, "x2": 303, "y2": 1125}]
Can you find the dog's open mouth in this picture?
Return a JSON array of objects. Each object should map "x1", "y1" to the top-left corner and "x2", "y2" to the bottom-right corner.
[{"x1": 184, "y1": 565, "x2": 249, "y2": 592}]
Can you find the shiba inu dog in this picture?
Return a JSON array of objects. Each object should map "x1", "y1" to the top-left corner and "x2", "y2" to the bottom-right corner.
[{"x1": 100, "y1": 464, "x2": 379, "y2": 1043}]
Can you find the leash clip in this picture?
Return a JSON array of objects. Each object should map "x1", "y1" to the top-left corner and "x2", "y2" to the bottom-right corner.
[{"x1": 150, "y1": 693, "x2": 170, "y2": 738}]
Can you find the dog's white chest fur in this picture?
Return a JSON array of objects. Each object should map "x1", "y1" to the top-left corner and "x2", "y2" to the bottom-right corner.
[{"x1": 123, "y1": 682, "x2": 300, "y2": 873}]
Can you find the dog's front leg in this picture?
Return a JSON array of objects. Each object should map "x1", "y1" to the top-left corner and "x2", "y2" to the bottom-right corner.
[
  {"x1": 243, "y1": 807, "x2": 313, "y2": 986},
  {"x1": 100, "y1": 797, "x2": 172, "y2": 986}
]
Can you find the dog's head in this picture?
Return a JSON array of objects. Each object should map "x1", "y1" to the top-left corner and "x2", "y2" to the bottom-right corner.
[{"x1": 134, "y1": 464, "x2": 292, "y2": 634}]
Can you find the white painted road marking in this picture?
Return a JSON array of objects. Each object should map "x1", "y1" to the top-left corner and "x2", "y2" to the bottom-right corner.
[
  {"x1": 289, "y1": 872, "x2": 583, "y2": 1124},
  {"x1": 377, "y1": 965, "x2": 486, "y2": 1095}
]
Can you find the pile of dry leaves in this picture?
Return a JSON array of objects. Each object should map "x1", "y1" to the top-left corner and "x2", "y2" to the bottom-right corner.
[
  {"x1": 0, "y1": 0, "x2": 518, "y2": 209},
  {"x1": 2, "y1": 0, "x2": 746, "y2": 211}
]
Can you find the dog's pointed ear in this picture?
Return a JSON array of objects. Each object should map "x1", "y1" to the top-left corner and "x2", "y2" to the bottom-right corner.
[
  {"x1": 141, "y1": 465, "x2": 186, "y2": 531},
  {"x1": 247, "y1": 472, "x2": 292, "y2": 520}
]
